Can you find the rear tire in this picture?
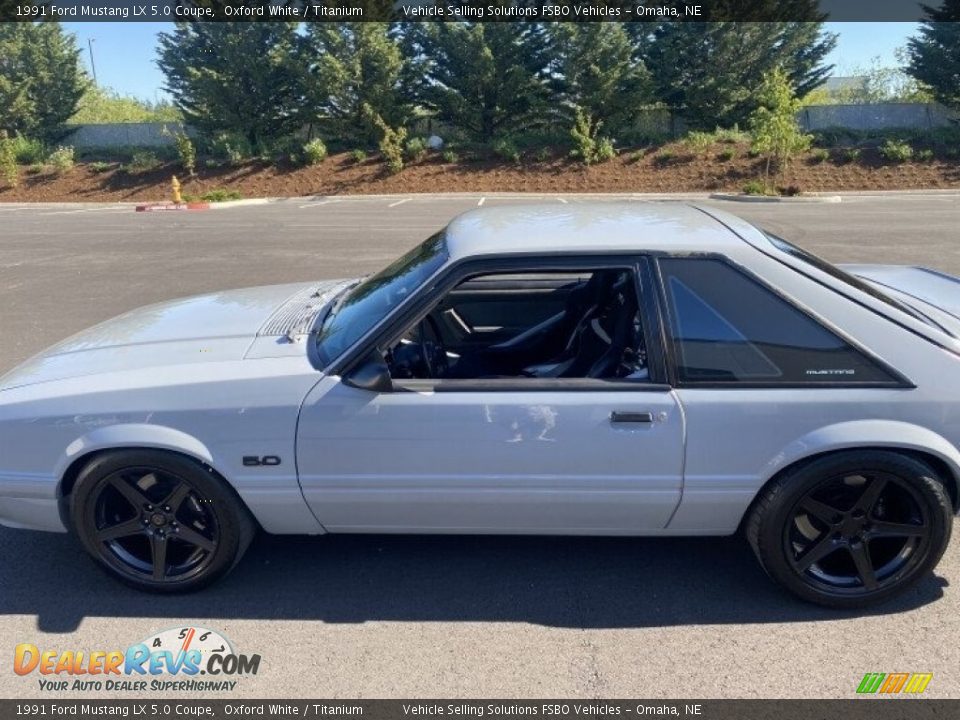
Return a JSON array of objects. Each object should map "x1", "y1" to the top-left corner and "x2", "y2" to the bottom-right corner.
[
  {"x1": 70, "y1": 450, "x2": 255, "y2": 593},
  {"x1": 746, "y1": 451, "x2": 952, "y2": 608}
]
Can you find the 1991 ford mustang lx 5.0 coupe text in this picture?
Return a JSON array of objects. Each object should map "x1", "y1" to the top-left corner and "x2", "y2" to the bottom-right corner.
[{"x1": 1, "y1": 203, "x2": 957, "y2": 606}]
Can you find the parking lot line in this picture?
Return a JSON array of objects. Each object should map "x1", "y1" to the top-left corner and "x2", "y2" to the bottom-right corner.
[
  {"x1": 388, "y1": 198, "x2": 412, "y2": 208},
  {"x1": 478, "y1": 197, "x2": 486, "y2": 206}
]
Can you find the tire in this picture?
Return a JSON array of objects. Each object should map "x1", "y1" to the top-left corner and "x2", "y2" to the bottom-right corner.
[
  {"x1": 746, "y1": 450, "x2": 953, "y2": 608},
  {"x1": 70, "y1": 449, "x2": 256, "y2": 593}
]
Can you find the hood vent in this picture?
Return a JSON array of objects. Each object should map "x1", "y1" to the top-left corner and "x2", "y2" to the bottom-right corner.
[{"x1": 259, "y1": 280, "x2": 349, "y2": 337}]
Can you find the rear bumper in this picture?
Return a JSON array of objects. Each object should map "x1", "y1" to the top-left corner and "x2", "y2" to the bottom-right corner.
[{"x1": 0, "y1": 472, "x2": 67, "y2": 532}]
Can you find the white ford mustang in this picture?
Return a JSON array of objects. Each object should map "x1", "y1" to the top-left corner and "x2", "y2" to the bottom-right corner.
[{"x1": 1, "y1": 203, "x2": 957, "y2": 606}]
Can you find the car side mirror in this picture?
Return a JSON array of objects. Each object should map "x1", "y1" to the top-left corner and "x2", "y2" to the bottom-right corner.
[{"x1": 342, "y1": 350, "x2": 394, "y2": 393}]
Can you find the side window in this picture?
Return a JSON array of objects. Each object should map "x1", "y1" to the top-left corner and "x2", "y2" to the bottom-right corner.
[{"x1": 658, "y1": 258, "x2": 898, "y2": 385}]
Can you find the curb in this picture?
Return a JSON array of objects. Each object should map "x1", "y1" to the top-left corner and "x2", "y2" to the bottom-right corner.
[
  {"x1": 135, "y1": 202, "x2": 211, "y2": 212},
  {"x1": 708, "y1": 193, "x2": 842, "y2": 204}
]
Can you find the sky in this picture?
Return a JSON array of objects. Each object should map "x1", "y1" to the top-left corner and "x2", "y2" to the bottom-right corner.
[{"x1": 61, "y1": 21, "x2": 920, "y2": 102}]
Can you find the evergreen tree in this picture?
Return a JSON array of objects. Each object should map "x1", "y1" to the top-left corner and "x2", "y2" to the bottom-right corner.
[
  {"x1": 551, "y1": 23, "x2": 653, "y2": 141},
  {"x1": 405, "y1": 22, "x2": 554, "y2": 143},
  {"x1": 302, "y1": 23, "x2": 410, "y2": 147},
  {"x1": 641, "y1": 21, "x2": 835, "y2": 129},
  {"x1": 157, "y1": 18, "x2": 301, "y2": 152},
  {"x1": 907, "y1": 0, "x2": 960, "y2": 109},
  {"x1": 0, "y1": 23, "x2": 86, "y2": 141}
]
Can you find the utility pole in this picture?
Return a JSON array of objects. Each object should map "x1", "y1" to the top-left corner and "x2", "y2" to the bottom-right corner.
[{"x1": 87, "y1": 38, "x2": 98, "y2": 85}]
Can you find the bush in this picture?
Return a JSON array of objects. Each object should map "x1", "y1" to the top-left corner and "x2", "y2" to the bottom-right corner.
[
  {"x1": 209, "y1": 134, "x2": 251, "y2": 166},
  {"x1": 742, "y1": 179, "x2": 772, "y2": 195},
  {"x1": 126, "y1": 150, "x2": 161, "y2": 173},
  {"x1": 493, "y1": 137, "x2": 521, "y2": 165},
  {"x1": 47, "y1": 146, "x2": 75, "y2": 172},
  {"x1": 595, "y1": 137, "x2": 616, "y2": 163},
  {"x1": 879, "y1": 139, "x2": 913, "y2": 163},
  {"x1": 199, "y1": 189, "x2": 242, "y2": 202},
  {"x1": 10, "y1": 136, "x2": 46, "y2": 165},
  {"x1": 916, "y1": 148, "x2": 934, "y2": 162},
  {"x1": 683, "y1": 131, "x2": 714, "y2": 155},
  {"x1": 533, "y1": 147, "x2": 550, "y2": 163},
  {"x1": 350, "y1": 149, "x2": 368, "y2": 164},
  {"x1": 88, "y1": 161, "x2": 112, "y2": 173},
  {"x1": 653, "y1": 151, "x2": 675, "y2": 167},
  {"x1": 717, "y1": 148, "x2": 736, "y2": 162},
  {"x1": 441, "y1": 149, "x2": 459, "y2": 164},
  {"x1": 810, "y1": 148, "x2": 830, "y2": 163},
  {"x1": 302, "y1": 138, "x2": 328, "y2": 166},
  {"x1": 0, "y1": 134, "x2": 17, "y2": 188},
  {"x1": 405, "y1": 137, "x2": 428, "y2": 162},
  {"x1": 171, "y1": 128, "x2": 196, "y2": 176},
  {"x1": 713, "y1": 125, "x2": 751, "y2": 144},
  {"x1": 840, "y1": 148, "x2": 862, "y2": 164}
]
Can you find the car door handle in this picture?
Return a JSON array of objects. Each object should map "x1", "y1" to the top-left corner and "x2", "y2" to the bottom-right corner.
[{"x1": 610, "y1": 411, "x2": 654, "y2": 424}]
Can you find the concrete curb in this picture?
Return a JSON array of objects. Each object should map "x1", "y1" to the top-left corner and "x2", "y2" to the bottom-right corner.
[{"x1": 708, "y1": 193, "x2": 842, "y2": 204}]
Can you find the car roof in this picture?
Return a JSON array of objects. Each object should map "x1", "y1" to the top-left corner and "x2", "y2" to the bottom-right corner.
[{"x1": 442, "y1": 202, "x2": 755, "y2": 260}]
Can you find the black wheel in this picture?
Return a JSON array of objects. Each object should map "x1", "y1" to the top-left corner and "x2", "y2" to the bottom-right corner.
[
  {"x1": 747, "y1": 451, "x2": 953, "y2": 608},
  {"x1": 70, "y1": 450, "x2": 255, "y2": 593}
]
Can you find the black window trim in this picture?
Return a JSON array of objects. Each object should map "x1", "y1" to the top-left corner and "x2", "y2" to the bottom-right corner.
[
  {"x1": 651, "y1": 252, "x2": 915, "y2": 390},
  {"x1": 329, "y1": 252, "x2": 672, "y2": 393}
]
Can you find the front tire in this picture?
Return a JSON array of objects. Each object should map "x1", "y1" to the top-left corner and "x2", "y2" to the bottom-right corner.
[
  {"x1": 747, "y1": 451, "x2": 953, "y2": 608},
  {"x1": 70, "y1": 450, "x2": 255, "y2": 593}
]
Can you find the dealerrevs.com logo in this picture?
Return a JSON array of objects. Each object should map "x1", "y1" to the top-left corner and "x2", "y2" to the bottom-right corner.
[
  {"x1": 14, "y1": 626, "x2": 261, "y2": 693},
  {"x1": 856, "y1": 672, "x2": 933, "y2": 695}
]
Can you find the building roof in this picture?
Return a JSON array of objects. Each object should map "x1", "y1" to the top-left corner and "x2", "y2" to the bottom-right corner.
[{"x1": 442, "y1": 202, "x2": 753, "y2": 260}]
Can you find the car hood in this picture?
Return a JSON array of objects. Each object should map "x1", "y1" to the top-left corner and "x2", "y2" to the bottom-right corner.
[
  {"x1": 0, "y1": 279, "x2": 351, "y2": 390},
  {"x1": 840, "y1": 264, "x2": 960, "y2": 337}
]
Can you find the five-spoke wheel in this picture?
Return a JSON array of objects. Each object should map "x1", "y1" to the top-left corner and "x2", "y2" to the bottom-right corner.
[
  {"x1": 748, "y1": 451, "x2": 952, "y2": 607},
  {"x1": 71, "y1": 450, "x2": 255, "y2": 592}
]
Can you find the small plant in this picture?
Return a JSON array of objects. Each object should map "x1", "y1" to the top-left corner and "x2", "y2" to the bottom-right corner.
[
  {"x1": 742, "y1": 179, "x2": 772, "y2": 196},
  {"x1": 350, "y1": 149, "x2": 368, "y2": 164},
  {"x1": 47, "y1": 146, "x2": 75, "y2": 172},
  {"x1": 810, "y1": 148, "x2": 830, "y2": 163},
  {"x1": 879, "y1": 139, "x2": 913, "y2": 163},
  {"x1": 749, "y1": 67, "x2": 812, "y2": 186},
  {"x1": 171, "y1": 128, "x2": 196, "y2": 176},
  {"x1": 302, "y1": 138, "x2": 328, "y2": 166},
  {"x1": 404, "y1": 137, "x2": 428, "y2": 162},
  {"x1": 594, "y1": 137, "x2": 616, "y2": 163},
  {"x1": 441, "y1": 149, "x2": 459, "y2": 164},
  {"x1": 0, "y1": 132, "x2": 17, "y2": 188},
  {"x1": 841, "y1": 148, "x2": 862, "y2": 164},
  {"x1": 363, "y1": 104, "x2": 406, "y2": 174},
  {"x1": 126, "y1": 150, "x2": 161, "y2": 172},
  {"x1": 209, "y1": 134, "x2": 251, "y2": 166},
  {"x1": 653, "y1": 150, "x2": 675, "y2": 167},
  {"x1": 10, "y1": 136, "x2": 45, "y2": 165},
  {"x1": 200, "y1": 188, "x2": 242, "y2": 202},
  {"x1": 493, "y1": 137, "x2": 521, "y2": 165},
  {"x1": 88, "y1": 161, "x2": 112, "y2": 173},
  {"x1": 916, "y1": 148, "x2": 934, "y2": 162},
  {"x1": 26, "y1": 163, "x2": 44, "y2": 174},
  {"x1": 714, "y1": 125, "x2": 751, "y2": 144},
  {"x1": 534, "y1": 147, "x2": 550, "y2": 163},
  {"x1": 717, "y1": 148, "x2": 736, "y2": 162},
  {"x1": 683, "y1": 131, "x2": 714, "y2": 156}
]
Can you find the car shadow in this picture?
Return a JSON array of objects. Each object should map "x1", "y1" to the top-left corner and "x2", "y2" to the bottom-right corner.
[{"x1": 0, "y1": 528, "x2": 947, "y2": 633}]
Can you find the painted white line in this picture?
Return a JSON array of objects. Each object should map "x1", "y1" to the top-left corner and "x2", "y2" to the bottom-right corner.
[
  {"x1": 298, "y1": 198, "x2": 340, "y2": 209},
  {"x1": 388, "y1": 198, "x2": 412, "y2": 208},
  {"x1": 557, "y1": 198, "x2": 568, "y2": 204},
  {"x1": 477, "y1": 197, "x2": 486, "y2": 207},
  {"x1": 36, "y1": 207, "x2": 124, "y2": 216}
]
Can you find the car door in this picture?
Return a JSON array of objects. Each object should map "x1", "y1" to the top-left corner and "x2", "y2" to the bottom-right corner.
[
  {"x1": 296, "y1": 259, "x2": 685, "y2": 534},
  {"x1": 296, "y1": 380, "x2": 683, "y2": 533}
]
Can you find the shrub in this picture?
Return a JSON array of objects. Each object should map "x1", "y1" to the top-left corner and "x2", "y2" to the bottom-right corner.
[
  {"x1": 810, "y1": 148, "x2": 830, "y2": 163},
  {"x1": 10, "y1": 136, "x2": 46, "y2": 165},
  {"x1": 683, "y1": 131, "x2": 714, "y2": 156},
  {"x1": 717, "y1": 148, "x2": 736, "y2": 162},
  {"x1": 493, "y1": 137, "x2": 521, "y2": 165},
  {"x1": 209, "y1": 134, "x2": 251, "y2": 166},
  {"x1": 840, "y1": 148, "x2": 862, "y2": 164},
  {"x1": 126, "y1": 150, "x2": 161, "y2": 173},
  {"x1": 713, "y1": 125, "x2": 751, "y2": 144},
  {"x1": 203, "y1": 158, "x2": 223, "y2": 169},
  {"x1": 302, "y1": 138, "x2": 328, "y2": 166},
  {"x1": 404, "y1": 137, "x2": 428, "y2": 162},
  {"x1": 916, "y1": 148, "x2": 934, "y2": 162},
  {"x1": 879, "y1": 139, "x2": 913, "y2": 163},
  {"x1": 653, "y1": 151, "x2": 675, "y2": 167},
  {"x1": 200, "y1": 189, "x2": 242, "y2": 202},
  {"x1": 350, "y1": 149, "x2": 368, "y2": 164},
  {"x1": 533, "y1": 147, "x2": 550, "y2": 163},
  {"x1": 742, "y1": 179, "x2": 771, "y2": 195},
  {"x1": 172, "y1": 129, "x2": 196, "y2": 176},
  {"x1": 595, "y1": 137, "x2": 616, "y2": 163},
  {"x1": 47, "y1": 146, "x2": 75, "y2": 172},
  {"x1": 0, "y1": 133, "x2": 17, "y2": 188},
  {"x1": 749, "y1": 68, "x2": 812, "y2": 185},
  {"x1": 441, "y1": 149, "x2": 459, "y2": 164},
  {"x1": 27, "y1": 163, "x2": 44, "y2": 175},
  {"x1": 88, "y1": 161, "x2": 112, "y2": 173}
]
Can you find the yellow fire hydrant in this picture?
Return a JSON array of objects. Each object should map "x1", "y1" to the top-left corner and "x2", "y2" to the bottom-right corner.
[{"x1": 171, "y1": 175, "x2": 182, "y2": 204}]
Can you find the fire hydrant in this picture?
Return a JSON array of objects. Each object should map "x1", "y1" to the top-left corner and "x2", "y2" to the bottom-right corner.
[{"x1": 171, "y1": 175, "x2": 182, "y2": 204}]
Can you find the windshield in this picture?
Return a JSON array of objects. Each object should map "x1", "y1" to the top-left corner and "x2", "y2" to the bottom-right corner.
[
  {"x1": 763, "y1": 231, "x2": 933, "y2": 327},
  {"x1": 315, "y1": 232, "x2": 448, "y2": 366}
]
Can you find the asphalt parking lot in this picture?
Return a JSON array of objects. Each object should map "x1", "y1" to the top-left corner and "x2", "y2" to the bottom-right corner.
[{"x1": 1, "y1": 192, "x2": 959, "y2": 699}]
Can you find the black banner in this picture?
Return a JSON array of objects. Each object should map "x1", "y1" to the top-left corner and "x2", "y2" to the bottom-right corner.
[
  {"x1": 0, "y1": 1, "x2": 950, "y2": 23},
  {"x1": 2, "y1": 700, "x2": 959, "y2": 720}
]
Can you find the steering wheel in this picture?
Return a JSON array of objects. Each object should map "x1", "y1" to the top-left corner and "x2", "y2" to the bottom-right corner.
[{"x1": 417, "y1": 314, "x2": 449, "y2": 377}]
